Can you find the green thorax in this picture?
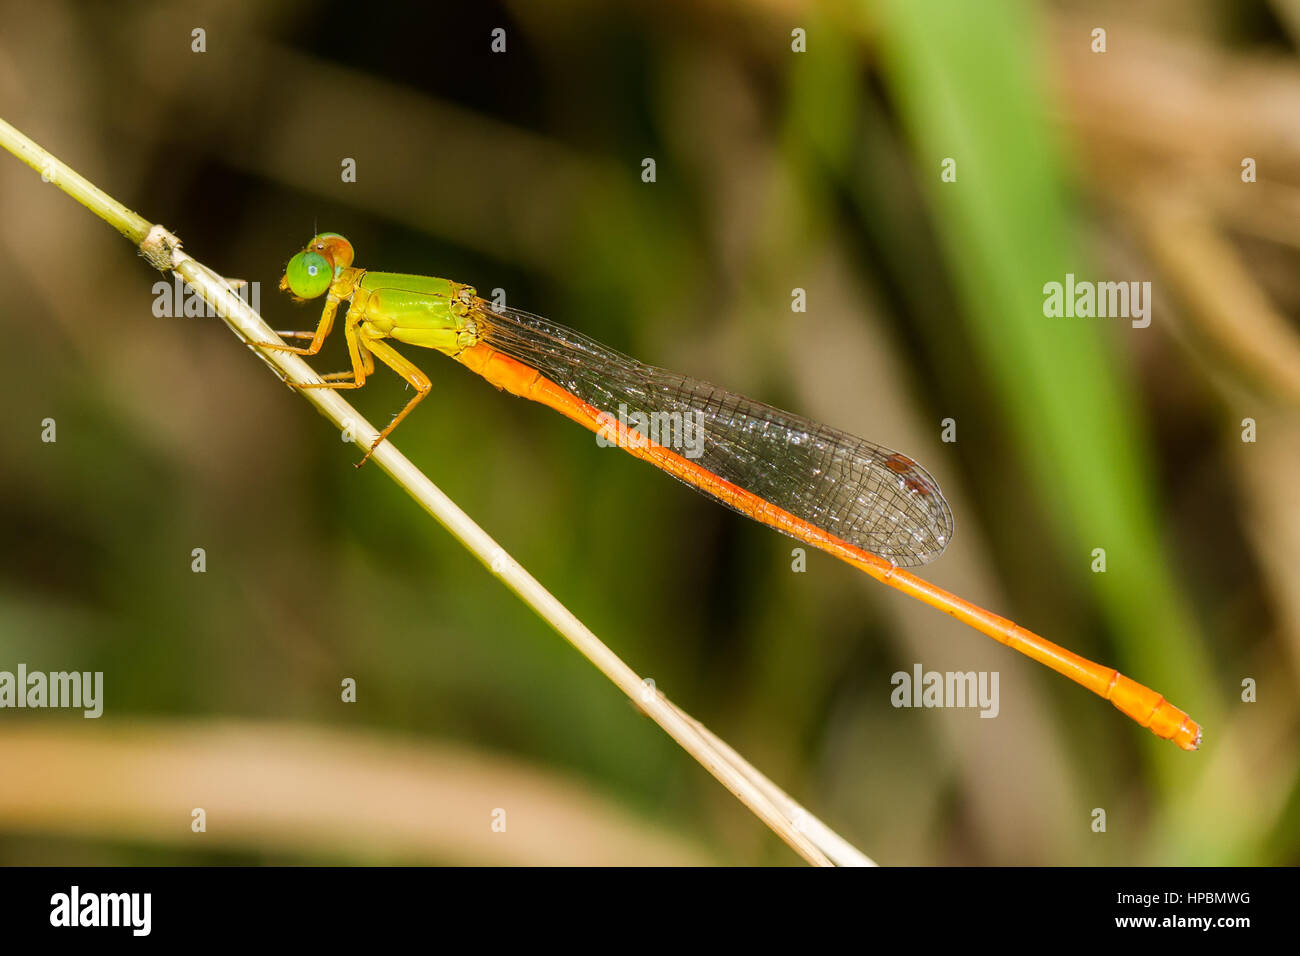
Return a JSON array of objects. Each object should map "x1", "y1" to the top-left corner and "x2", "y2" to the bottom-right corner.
[{"x1": 357, "y1": 271, "x2": 464, "y2": 297}]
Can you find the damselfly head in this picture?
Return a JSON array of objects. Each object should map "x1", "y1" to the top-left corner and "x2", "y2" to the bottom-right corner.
[{"x1": 281, "y1": 233, "x2": 355, "y2": 301}]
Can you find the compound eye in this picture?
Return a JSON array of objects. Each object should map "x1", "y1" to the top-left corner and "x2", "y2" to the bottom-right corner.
[
  {"x1": 312, "y1": 233, "x2": 354, "y2": 268},
  {"x1": 285, "y1": 250, "x2": 332, "y2": 299}
]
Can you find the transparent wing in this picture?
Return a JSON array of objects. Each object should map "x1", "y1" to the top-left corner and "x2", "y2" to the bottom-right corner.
[{"x1": 474, "y1": 303, "x2": 953, "y2": 566}]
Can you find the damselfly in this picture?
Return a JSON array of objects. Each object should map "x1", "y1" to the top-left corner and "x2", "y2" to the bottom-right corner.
[{"x1": 261, "y1": 233, "x2": 1201, "y2": 750}]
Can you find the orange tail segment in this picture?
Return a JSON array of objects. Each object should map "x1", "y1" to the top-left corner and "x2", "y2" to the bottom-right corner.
[{"x1": 456, "y1": 343, "x2": 1202, "y2": 751}]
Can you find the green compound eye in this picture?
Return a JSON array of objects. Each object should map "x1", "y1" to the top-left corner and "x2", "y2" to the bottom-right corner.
[{"x1": 285, "y1": 250, "x2": 333, "y2": 299}]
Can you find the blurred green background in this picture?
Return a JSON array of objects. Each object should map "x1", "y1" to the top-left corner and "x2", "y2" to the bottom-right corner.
[{"x1": 0, "y1": 0, "x2": 1297, "y2": 865}]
